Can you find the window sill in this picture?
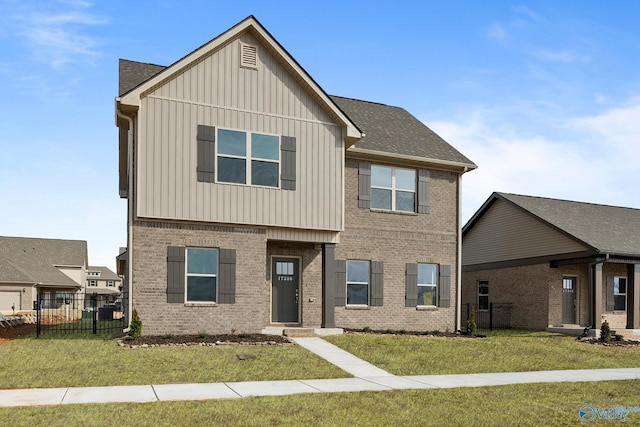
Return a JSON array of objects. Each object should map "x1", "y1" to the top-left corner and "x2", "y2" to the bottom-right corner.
[
  {"x1": 184, "y1": 303, "x2": 218, "y2": 307},
  {"x1": 370, "y1": 208, "x2": 419, "y2": 216},
  {"x1": 416, "y1": 306, "x2": 438, "y2": 311},
  {"x1": 346, "y1": 305, "x2": 370, "y2": 310}
]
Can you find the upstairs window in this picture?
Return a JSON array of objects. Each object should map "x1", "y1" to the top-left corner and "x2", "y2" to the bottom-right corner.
[
  {"x1": 371, "y1": 165, "x2": 416, "y2": 212},
  {"x1": 107, "y1": 280, "x2": 115, "y2": 287},
  {"x1": 217, "y1": 129, "x2": 279, "y2": 187},
  {"x1": 88, "y1": 280, "x2": 97, "y2": 287}
]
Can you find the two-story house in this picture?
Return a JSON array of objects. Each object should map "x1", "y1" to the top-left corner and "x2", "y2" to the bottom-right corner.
[{"x1": 115, "y1": 16, "x2": 475, "y2": 335}]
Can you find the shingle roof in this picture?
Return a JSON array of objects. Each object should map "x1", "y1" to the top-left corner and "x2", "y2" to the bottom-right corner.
[
  {"x1": 0, "y1": 236, "x2": 87, "y2": 286},
  {"x1": 119, "y1": 59, "x2": 166, "y2": 97},
  {"x1": 87, "y1": 266, "x2": 120, "y2": 281},
  {"x1": 331, "y1": 96, "x2": 475, "y2": 165},
  {"x1": 493, "y1": 193, "x2": 640, "y2": 257}
]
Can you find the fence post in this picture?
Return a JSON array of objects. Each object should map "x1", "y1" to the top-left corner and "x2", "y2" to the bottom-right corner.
[
  {"x1": 35, "y1": 295, "x2": 41, "y2": 337},
  {"x1": 92, "y1": 293, "x2": 97, "y2": 334},
  {"x1": 489, "y1": 302, "x2": 494, "y2": 331}
]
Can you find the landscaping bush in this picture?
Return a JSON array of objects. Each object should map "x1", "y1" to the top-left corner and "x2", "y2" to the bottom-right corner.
[
  {"x1": 600, "y1": 320, "x2": 611, "y2": 343},
  {"x1": 129, "y1": 308, "x2": 142, "y2": 339},
  {"x1": 467, "y1": 312, "x2": 477, "y2": 336}
]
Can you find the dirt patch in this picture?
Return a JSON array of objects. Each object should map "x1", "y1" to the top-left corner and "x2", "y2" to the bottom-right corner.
[
  {"x1": 0, "y1": 323, "x2": 37, "y2": 342},
  {"x1": 120, "y1": 333, "x2": 291, "y2": 348}
]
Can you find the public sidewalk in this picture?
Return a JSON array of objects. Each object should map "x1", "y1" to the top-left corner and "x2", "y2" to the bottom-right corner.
[{"x1": 1, "y1": 337, "x2": 639, "y2": 408}]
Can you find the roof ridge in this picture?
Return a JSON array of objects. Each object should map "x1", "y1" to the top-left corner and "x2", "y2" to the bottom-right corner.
[
  {"x1": 330, "y1": 95, "x2": 399, "y2": 109},
  {"x1": 499, "y1": 192, "x2": 640, "y2": 212}
]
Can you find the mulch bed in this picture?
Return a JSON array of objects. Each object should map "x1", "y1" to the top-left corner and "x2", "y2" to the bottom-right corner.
[
  {"x1": 119, "y1": 334, "x2": 291, "y2": 348},
  {"x1": 580, "y1": 338, "x2": 640, "y2": 347}
]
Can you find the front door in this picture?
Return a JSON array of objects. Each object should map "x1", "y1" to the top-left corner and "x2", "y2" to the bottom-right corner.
[
  {"x1": 562, "y1": 277, "x2": 577, "y2": 324},
  {"x1": 272, "y1": 258, "x2": 299, "y2": 323}
]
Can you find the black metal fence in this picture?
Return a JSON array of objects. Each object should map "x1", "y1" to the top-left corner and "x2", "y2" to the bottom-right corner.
[
  {"x1": 462, "y1": 302, "x2": 512, "y2": 332},
  {"x1": 36, "y1": 291, "x2": 127, "y2": 337}
]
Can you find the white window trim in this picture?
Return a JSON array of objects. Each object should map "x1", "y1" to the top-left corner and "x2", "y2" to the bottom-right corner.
[
  {"x1": 185, "y1": 247, "x2": 219, "y2": 304},
  {"x1": 88, "y1": 280, "x2": 97, "y2": 287},
  {"x1": 216, "y1": 128, "x2": 280, "y2": 188},
  {"x1": 371, "y1": 165, "x2": 416, "y2": 212},
  {"x1": 417, "y1": 263, "x2": 438, "y2": 307},
  {"x1": 346, "y1": 260, "x2": 370, "y2": 307},
  {"x1": 614, "y1": 276, "x2": 627, "y2": 311}
]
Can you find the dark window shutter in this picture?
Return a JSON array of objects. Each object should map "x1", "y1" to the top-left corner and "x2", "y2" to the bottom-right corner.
[
  {"x1": 335, "y1": 260, "x2": 346, "y2": 306},
  {"x1": 280, "y1": 136, "x2": 296, "y2": 190},
  {"x1": 439, "y1": 265, "x2": 451, "y2": 308},
  {"x1": 197, "y1": 125, "x2": 216, "y2": 182},
  {"x1": 417, "y1": 169, "x2": 430, "y2": 214},
  {"x1": 358, "y1": 161, "x2": 371, "y2": 209},
  {"x1": 606, "y1": 276, "x2": 615, "y2": 311},
  {"x1": 167, "y1": 246, "x2": 185, "y2": 303},
  {"x1": 370, "y1": 261, "x2": 384, "y2": 306},
  {"x1": 405, "y1": 263, "x2": 418, "y2": 307},
  {"x1": 218, "y1": 249, "x2": 236, "y2": 304}
]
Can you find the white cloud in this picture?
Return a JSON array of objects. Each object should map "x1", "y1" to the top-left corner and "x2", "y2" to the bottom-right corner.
[
  {"x1": 427, "y1": 101, "x2": 640, "y2": 223},
  {"x1": 6, "y1": 0, "x2": 107, "y2": 68},
  {"x1": 486, "y1": 23, "x2": 508, "y2": 42},
  {"x1": 532, "y1": 49, "x2": 591, "y2": 63}
]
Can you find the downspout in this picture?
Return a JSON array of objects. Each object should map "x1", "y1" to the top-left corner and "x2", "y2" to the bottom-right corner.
[
  {"x1": 116, "y1": 109, "x2": 134, "y2": 331},
  {"x1": 456, "y1": 167, "x2": 468, "y2": 332}
]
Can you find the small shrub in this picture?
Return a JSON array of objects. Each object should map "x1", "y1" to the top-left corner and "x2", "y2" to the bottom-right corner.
[
  {"x1": 129, "y1": 308, "x2": 142, "y2": 339},
  {"x1": 198, "y1": 331, "x2": 207, "y2": 339},
  {"x1": 600, "y1": 320, "x2": 611, "y2": 343},
  {"x1": 163, "y1": 334, "x2": 174, "y2": 340},
  {"x1": 467, "y1": 312, "x2": 477, "y2": 336},
  {"x1": 614, "y1": 334, "x2": 624, "y2": 342},
  {"x1": 362, "y1": 326, "x2": 371, "y2": 333},
  {"x1": 431, "y1": 330, "x2": 442, "y2": 336}
]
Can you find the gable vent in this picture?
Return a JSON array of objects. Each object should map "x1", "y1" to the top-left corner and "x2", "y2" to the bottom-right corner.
[{"x1": 240, "y1": 43, "x2": 258, "y2": 69}]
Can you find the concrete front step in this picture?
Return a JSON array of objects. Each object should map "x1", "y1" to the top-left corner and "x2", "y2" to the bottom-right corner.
[
  {"x1": 283, "y1": 328, "x2": 316, "y2": 337},
  {"x1": 261, "y1": 327, "x2": 344, "y2": 337}
]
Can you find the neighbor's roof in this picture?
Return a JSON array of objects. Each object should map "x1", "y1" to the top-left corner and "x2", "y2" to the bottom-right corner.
[
  {"x1": 87, "y1": 266, "x2": 121, "y2": 281},
  {"x1": 465, "y1": 192, "x2": 640, "y2": 257},
  {"x1": 331, "y1": 96, "x2": 475, "y2": 168},
  {"x1": 118, "y1": 60, "x2": 474, "y2": 169},
  {"x1": 0, "y1": 236, "x2": 87, "y2": 286}
]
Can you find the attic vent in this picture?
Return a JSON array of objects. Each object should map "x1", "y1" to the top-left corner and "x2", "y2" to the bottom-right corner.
[{"x1": 240, "y1": 43, "x2": 258, "y2": 69}]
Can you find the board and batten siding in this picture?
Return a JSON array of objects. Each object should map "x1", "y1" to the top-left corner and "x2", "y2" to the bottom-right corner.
[
  {"x1": 463, "y1": 200, "x2": 587, "y2": 266},
  {"x1": 135, "y1": 32, "x2": 344, "y2": 232}
]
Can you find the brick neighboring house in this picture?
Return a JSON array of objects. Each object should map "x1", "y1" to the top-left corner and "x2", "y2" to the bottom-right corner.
[
  {"x1": 115, "y1": 16, "x2": 476, "y2": 335},
  {"x1": 462, "y1": 192, "x2": 640, "y2": 337},
  {"x1": 0, "y1": 236, "x2": 88, "y2": 314}
]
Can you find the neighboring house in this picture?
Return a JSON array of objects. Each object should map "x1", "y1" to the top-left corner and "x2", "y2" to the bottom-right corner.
[
  {"x1": 0, "y1": 236, "x2": 88, "y2": 314},
  {"x1": 115, "y1": 16, "x2": 476, "y2": 335},
  {"x1": 85, "y1": 266, "x2": 122, "y2": 298},
  {"x1": 462, "y1": 192, "x2": 640, "y2": 336}
]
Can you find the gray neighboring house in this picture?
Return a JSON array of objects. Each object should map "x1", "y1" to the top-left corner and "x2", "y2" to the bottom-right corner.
[
  {"x1": 115, "y1": 16, "x2": 476, "y2": 335},
  {"x1": 0, "y1": 236, "x2": 88, "y2": 314},
  {"x1": 85, "y1": 266, "x2": 122, "y2": 299},
  {"x1": 462, "y1": 192, "x2": 640, "y2": 337}
]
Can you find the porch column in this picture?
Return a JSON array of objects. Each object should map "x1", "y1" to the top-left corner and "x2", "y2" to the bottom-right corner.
[
  {"x1": 627, "y1": 264, "x2": 640, "y2": 329},
  {"x1": 322, "y1": 243, "x2": 336, "y2": 328},
  {"x1": 592, "y1": 263, "x2": 603, "y2": 328}
]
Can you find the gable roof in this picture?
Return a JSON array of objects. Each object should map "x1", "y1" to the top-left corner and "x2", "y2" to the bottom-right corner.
[
  {"x1": 332, "y1": 96, "x2": 475, "y2": 169},
  {"x1": 464, "y1": 192, "x2": 640, "y2": 258},
  {"x1": 117, "y1": 15, "x2": 361, "y2": 142},
  {"x1": 0, "y1": 236, "x2": 87, "y2": 286},
  {"x1": 87, "y1": 266, "x2": 121, "y2": 281}
]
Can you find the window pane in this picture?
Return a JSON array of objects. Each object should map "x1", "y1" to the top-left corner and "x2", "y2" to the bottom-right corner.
[
  {"x1": 187, "y1": 276, "x2": 217, "y2": 302},
  {"x1": 479, "y1": 285, "x2": 489, "y2": 295},
  {"x1": 418, "y1": 285, "x2": 437, "y2": 306},
  {"x1": 218, "y1": 129, "x2": 246, "y2": 156},
  {"x1": 251, "y1": 160, "x2": 279, "y2": 187},
  {"x1": 371, "y1": 165, "x2": 392, "y2": 188},
  {"x1": 615, "y1": 278, "x2": 627, "y2": 294},
  {"x1": 371, "y1": 188, "x2": 391, "y2": 210},
  {"x1": 418, "y1": 264, "x2": 437, "y2": 285},
  {"x1": 218, "y1": 157, "x2": 246, "y2": 184},
  {"x1": 347, "y1": 261, "x2": 369, "y2": 283},
  {"x1": 252, "y1": 134, "x2": 279, "y2": 160},
  {"x1": 187, "y1": 249, "x2": 218, "y2": 274},
  {"x1": 347, "y1": 283, "x2": 368, "y2": 305},
  {"x1": 396, "y1": 191, "x2": 415, "y2": 212},
  {"x1": 614, "y1": 295, "x2": 626, "y2": 311},
  {"x1": 396, "y1": 169, "x2": 416, "y2": 191},
  {"x1": 479, "y1": 295, "x2": 489, "y2": 311}
]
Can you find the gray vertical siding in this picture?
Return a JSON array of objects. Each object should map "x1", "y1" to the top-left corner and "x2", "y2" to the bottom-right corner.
[
  {"x1": 462, "y1": 200, "x2": 587, "y2": 266},
  {"x1": 136, "y1": 33, "x2": 344, "y2": 231}
]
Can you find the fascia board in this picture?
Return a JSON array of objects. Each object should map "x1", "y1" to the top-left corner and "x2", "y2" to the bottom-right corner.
[{"x1": 347, "y1": 147, "x2": 478, "y2": 172}]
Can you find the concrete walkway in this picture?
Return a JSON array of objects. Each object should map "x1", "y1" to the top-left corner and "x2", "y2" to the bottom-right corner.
[{"x1": 1, "y1": 337, "x2": 639, "y2": 408}]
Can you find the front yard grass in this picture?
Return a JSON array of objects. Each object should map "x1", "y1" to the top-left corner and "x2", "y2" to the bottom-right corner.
[
  {"x1": 0, "y1": 335, "x2": 347, "y2": 389},
  {"x1": 3, "y1": 380, "x2": 640, "y2": 426},
  {"x1": 324, "y1": 330, "x2": 640, "y2": 375}
]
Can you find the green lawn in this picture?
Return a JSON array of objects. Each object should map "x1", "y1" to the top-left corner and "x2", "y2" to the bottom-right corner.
[
  {"x1": 0, "y1": 335, "x2": 347, "y2": 389},
  {"x1": 2, "y1": 380, "x2": 640, "y2": 426},
  {"x1": 324, "y1": 330, "x2": 640, "y2": 375}
]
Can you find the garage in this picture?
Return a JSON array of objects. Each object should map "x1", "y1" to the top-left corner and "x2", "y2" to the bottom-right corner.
[{"x1": 0, "y1": 291, "x2": 21, "y2": 313}]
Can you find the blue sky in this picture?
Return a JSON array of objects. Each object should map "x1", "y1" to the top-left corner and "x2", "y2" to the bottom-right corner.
[{"x1": 1, "y1": 1, "x2": 639, "y2": 270}]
